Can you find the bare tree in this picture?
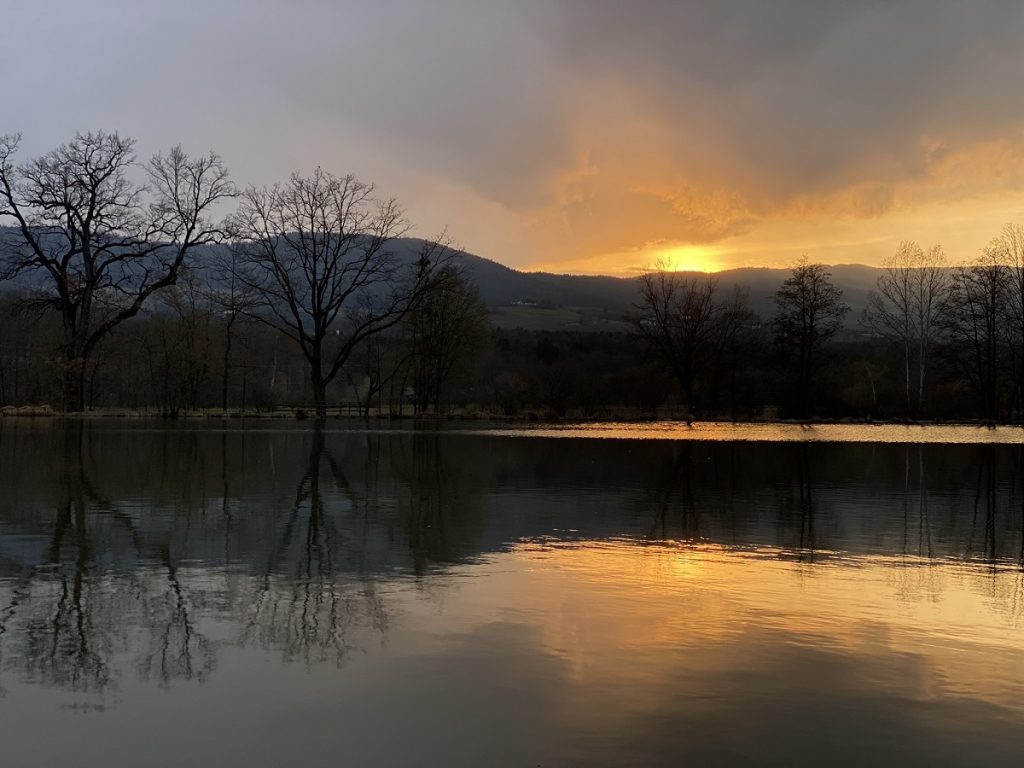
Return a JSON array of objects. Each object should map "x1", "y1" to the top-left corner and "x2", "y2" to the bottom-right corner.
[
  {"x1": 866, "y1": 241, "x2": 916, "y2": 411},
  {"x1": 866, "y1": 241, "x2": 949, "y2": 415},
  {"x1": 989, "y1": 224, "x2": 1024, "y2": 417},
  {"x1": 773, "y1": 256, "x2": 849, "y2": 418},
  {"x1": 229, "y1": 169, "x2": 444, "y2": 416},
  {"x1": 634, "y1": 262, "x2": 724, "y2": 416},
  {"x1": 405, "y1": 264, "x2": 489, "y2": 414},
  {"x1": 912, "y1": 245, "x2": 949, "y2": 414},
  {"x1": 344, "y1": 331, "x2": 401, "y2": 417},
  {"x1": 203, "y1": 245, "x2": 261, "y2": 411},
  {"x1": 943, "y1": 247, "x2": 1011, "y2": 421},
  {"x1": 151, "y1": 269, "x2": 217, "y2": 413},
  {"x1": 706, "y1": 285, "x2": 762, "y2": 418},
  {"x1": 0, "y1": 131, "x2": 233, "y2": 411}
]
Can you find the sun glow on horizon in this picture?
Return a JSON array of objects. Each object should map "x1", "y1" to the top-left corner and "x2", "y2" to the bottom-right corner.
[
  {"x1": 524, "y1": 241, "x2": 728, "y2": 277},
  {"x1": 652, "y1": 244, "x2": 723, "y2": 274}
]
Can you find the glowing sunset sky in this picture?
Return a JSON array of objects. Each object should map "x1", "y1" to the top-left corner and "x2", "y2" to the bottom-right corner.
[{"x1": 7, "y1": 1, "x2": 1024, "y2": 274}]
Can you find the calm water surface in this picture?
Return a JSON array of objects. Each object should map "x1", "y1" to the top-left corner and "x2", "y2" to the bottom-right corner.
[{"x1": 0, "y1": 420, "x2": 1022, "y2": 766}]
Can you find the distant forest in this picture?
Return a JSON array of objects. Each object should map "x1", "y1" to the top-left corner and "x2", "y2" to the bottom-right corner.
[{"x1": 5, "y1": 131, "x2": 1024, "y2": 422}]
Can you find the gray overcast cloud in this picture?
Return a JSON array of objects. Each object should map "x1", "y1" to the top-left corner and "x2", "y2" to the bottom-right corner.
[{"x1": 6, "y1": 0, "x2": 1024, "y2": 271}]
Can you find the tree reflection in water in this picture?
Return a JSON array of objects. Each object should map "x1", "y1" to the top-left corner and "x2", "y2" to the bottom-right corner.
[
  {"x1": 239, "y1": 425, "x2": 389, "y2": 667},
  {"x1": 632, "y1": 438, "x2": 1024, "y2": 567},
  {"x1": 0, "y1": 423, "x2": 220, "y2": 695},
  {"x1": 0, "y1": 422, "x2": 1022, "y2": 700},
  {"x1": 21, "y1": 423, "x2": 126, "y2": 694},
  {"x1": 390, "y1": 432, "x2": 486, "y2": 571}
]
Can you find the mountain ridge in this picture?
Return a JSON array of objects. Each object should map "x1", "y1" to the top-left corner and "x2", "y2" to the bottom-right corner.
[
  {"x1": 433, "y1": 239, "x2": 884, "y2": 322},
  {"x1": 0, "y1": 227, "x2": 888, "y2": 329}
]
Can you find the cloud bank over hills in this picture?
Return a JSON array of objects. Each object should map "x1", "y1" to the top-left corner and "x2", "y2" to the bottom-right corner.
[{"x1": 7, "y1": 1, "x2": 1024, "y2": 273}]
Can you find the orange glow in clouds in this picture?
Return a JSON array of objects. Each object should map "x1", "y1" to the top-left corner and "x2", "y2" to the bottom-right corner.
[
  {"x1": 653, "y1": 244, "x2": 722, "y2": 273},
  {"x1": 528, "y1": 242, "x2": 725, "y2": 276}
]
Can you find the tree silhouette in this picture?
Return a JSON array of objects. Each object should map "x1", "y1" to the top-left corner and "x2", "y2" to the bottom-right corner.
[
  {"x1": 865, "y1": 241, "x2": 949, "y2": 416},
  {"x1": 239, "y1": 427, "x2": 389, "y2": 666},
  {"x1": 941, "y1": 248, "x2": 1009, "y2": 421},
  {"x1": 0, "y1": 132, "x2": 233, "y2": 411},
  {"x1": 773, "y1": 257, "x2": 848, "y2": 418},
  {"x1": 635, "y1": 264, "x2": 753, "y2": 416},
  {"x1": 404, "y1": 264, "x2": 490, "y2": 414},
  {"x1": 229, "y1": 169, "x2": 447, "y2": 416}
]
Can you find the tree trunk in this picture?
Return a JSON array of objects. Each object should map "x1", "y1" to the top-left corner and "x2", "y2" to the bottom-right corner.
[
  {"x1": 310, "y1": 356, "x2": 328, "y2": 418},
  {"x1": 683, "y1": 377, "x2": 696, "y2": 418},
  {"x1": 904, "y1": 338, "x2": 911, "y2": 416},
  {"x1": 918, "y1": 344, "x2": 927, "y2": 417},
  {"x1": 798, "y1": 346, "x2": 813, "y2": 419},
  {"x1": 222, "y1": 317, "x2": 235, "y2": 411},
  {"x1": 63, "y1": 355, "x2": 87, "y2": 413}
]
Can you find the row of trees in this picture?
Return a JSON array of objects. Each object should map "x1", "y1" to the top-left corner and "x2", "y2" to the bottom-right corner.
[
  {"x1": 8, "y1": 131, "x2": 1024, "y2": 420},
  {"x1": 0, "y1": 131, "x2": 488, "y2": 416},
  {"x1": 860, "y1": 226, "x2": 1024, "y2": 422},
  {"x1": 635, "y1": 255, "x2": 849, "y2": 419},
  {"x1": 9, "y1": 242, "x2": 1024, "y2": 422},
  {"x1": 634, "y1": 225, "x2": 1024, "y2": 422}
]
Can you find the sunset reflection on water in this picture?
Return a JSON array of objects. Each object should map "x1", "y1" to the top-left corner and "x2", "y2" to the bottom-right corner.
[
  {"x1": 485, "y1": 420, "x2": 1024, "y2": 444},
  {"x1": 1, "y1": 422, "x2": 1023, "y2": 766},
  {"x1": 390, "y1": 537, "x2": 1024, "y2": 765}
]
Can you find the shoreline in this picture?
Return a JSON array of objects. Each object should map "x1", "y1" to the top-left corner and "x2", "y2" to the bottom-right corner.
[{"x1": 2, "y1": 404, "x2": 1022, "y2": 429}]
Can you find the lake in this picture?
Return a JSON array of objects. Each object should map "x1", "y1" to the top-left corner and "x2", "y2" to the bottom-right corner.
[{"x1": 0, "y1": 420, "x2": 1022, "y2": 766}]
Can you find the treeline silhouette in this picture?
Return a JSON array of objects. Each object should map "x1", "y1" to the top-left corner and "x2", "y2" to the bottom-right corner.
[{"x1": 5, "y1": 131, "x2": 1024, "y2": 420}]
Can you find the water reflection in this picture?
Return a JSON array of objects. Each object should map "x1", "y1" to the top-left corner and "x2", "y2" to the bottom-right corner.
[
  {"x1": 626, "y1": 439, "x2": 1024, "y2": 567},
  {"x1": 238, "y1": 426, "x2": 390, "y2": 668},
  {"x1": 391, "y1": 432, "x2": 487, "y2": 569},
  {"x1": 485, "y1": 419, "x2": 1024, "y2": 443},
  {"x1": 0, "y1": 421, "x2": 1022, "y2": 765}
]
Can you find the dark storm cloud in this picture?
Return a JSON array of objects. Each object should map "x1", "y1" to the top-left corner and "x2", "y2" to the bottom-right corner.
[
  {"x1": 5, "y1": 1, "x2": 1024, "y2": 267},
  {"x1": 527, "y1": 0, "x2": 1024, "y2": 205}
]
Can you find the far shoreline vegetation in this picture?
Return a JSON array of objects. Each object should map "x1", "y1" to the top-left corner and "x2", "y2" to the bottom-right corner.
[
  {"x1": 6, "y1": 407, "x2": 1024, "y2": 433},
  {"x1": 7, "y1": 132, "x2": 1024, "y2": 425}
]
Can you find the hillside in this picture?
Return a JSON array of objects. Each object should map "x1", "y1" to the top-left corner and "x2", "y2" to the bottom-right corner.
[
  {"x1": 0, "y1": 228, "x2": 885, "y2": 331},
  {"x1": 372, "y1": 239, "x2": 882, "y2": 330},
  {"x1": 436, "y1": 240, "x2": 884, "y2": 330}
]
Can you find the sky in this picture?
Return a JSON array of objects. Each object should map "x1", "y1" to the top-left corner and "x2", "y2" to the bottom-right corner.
[{"x1": 5, "y1": 0, "x2": 1024, "y2": 275}]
